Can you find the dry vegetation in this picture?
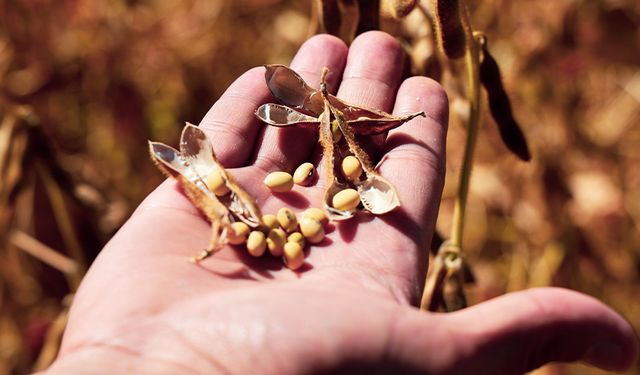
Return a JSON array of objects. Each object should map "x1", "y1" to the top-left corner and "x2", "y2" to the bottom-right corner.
[{"x1": 1, "y1": 0, "x2": 639, "y2": 374}]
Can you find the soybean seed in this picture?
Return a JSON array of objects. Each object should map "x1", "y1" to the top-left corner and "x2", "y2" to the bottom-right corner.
[
  {"x1": 301, "y1": 207, "x2": 329, "y2": 226},
  {"x1": 293, "y1": 162, "x2": 315, "y2": 186},
  {"x1": 246, "y1": 231, "x2": 266, "y2": 257},
  {"x1": 204, "y1": 169, "x2": 230, "y2": 196},
  {"x1": 341, "y1": 155, "x2": 362, "y2": 181},
  {"x1": 264, "y1": 171, "x2": 294, "y2": 193},
  {"x1": 261, "y1": 214, "x2": 279, "y2": 231},
  {"x1": 300, "y1": 216, "x2": 325, "y2": 244},
  {"x1": 277, "y1": 207, "x2": 298, "y2": 232},
  {"x1": 228, "y1": 222, "x2": 250, "y2": 245},
  {"x1": 283, "y1": 242, "x2": 304, "y2": 270},
  {"x1": 332, "y1": 189, "x2": 360, "y2": 211},
  {"x1": 287, "y1": 232, "x2": 306, "y2": 248},
  {"x1": 331, "y1": 119, "x2": 342, "y2": 143},
  {"x1": 267, "y1": 228, "x2": 287, "y2": 257}
]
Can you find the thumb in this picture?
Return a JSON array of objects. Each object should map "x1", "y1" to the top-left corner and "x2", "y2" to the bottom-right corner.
[{"x1": 390, "y1": 288, "x2": 638, "y2": 374}]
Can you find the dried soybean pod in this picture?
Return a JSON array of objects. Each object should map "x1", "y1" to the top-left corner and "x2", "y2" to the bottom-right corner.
[
  {"x1": 293, "y1": 162, "x2": 315, "y2": 186},
  {"x1": 479, "y1": 40, "x2": 531, "y2": 161},
  {"x1": 383, "y1": 0, "x2": 417, "y2": 19},
  {"x1": 433, "y1": 0, "x2": 465, "y2": 59},
  {"x1": 356, "y1": 0, "x2": 380, "y2": 35},
  {"x1": 315, "y1": 0, "x2": 341, "y2": 37},
  {"x1": 283, "y1": 242, "x2": 305, "y2": 270}
]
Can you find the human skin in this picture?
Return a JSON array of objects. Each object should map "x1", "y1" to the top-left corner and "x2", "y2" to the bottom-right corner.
[{"x1": 44, "y1": 32, "x2": 637, "y2": 374}]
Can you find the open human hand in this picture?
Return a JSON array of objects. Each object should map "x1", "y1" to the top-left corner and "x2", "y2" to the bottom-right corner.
[{"x1": 45, "y1": 32, "x2": 637, "y2": 374}]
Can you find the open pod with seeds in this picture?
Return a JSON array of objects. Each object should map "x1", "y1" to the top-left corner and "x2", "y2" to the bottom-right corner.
[
  {"x1": 148, "y1": 123, "x2": 262, "y2": 261},
  {"x1": 256, "y1": 65, "x2": 426, "y2": 220}
]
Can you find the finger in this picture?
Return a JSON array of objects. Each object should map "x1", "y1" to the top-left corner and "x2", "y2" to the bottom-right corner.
[
  {"x1": 379, "y1": 76, "x2": 448, "y2": 245},
  {"x1": 337, "y1": 31, "x2": 405, "y2": 110},
  {"x1": 390, "y1": 288, "x2": 639, "y2": 374},
  {"x1": 198, "y1": 67, "x2": 271, "y2": 168},
  {"x1": 312, "y1": 30, "x2": 406, "y2": 176},
  {"x1": 252, "y1": 34, "x2": 347, "y2": 173}
]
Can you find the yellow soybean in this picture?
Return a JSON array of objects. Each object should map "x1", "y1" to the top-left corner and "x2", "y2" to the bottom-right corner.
[
  {"x1": 283, "y1": 242, "x2": 304, "y2": 270},
  {"x1": 264, "y1": 171, "x2": 294, "y2": 193},
  {"x1": 228, "y1": 222, "x2": 250, "y2": 245},
  {"x1": 246, "y1": 231, "x2": 266, "y2": 257},
  {"x1": 293, "y1": 162, "x2": 315, "y2": 186},
  {"x1": 341, "y1": 156, "x2": 362, "y2": 181},
  {"x1": 287, "y1": 232, "x2": 306, "y2": 248},
  {"x1": 204, "y1": 169, "x2": 230, "y2": 196},
  {"x1": 277, "y1": 207, "x2": 298, "y2": 232},
  {"x1": 331, "y1": 119, "x2": 342, "y2": 143},
  {"x1": 267, "y1": 228, "x2": 287, "y2": 256},
  {"x1": 261, "y1": 214, "x2": 279, "y2": 231},
  {"x1": 332, "y1": 189, "x2": 360, "y2": 211},
  {"x1": 301, "y1": 207, "x2": 329, "y2": 226},
  {"x1": 300, "y1": 216, "x2": 325, "y2": 244}
]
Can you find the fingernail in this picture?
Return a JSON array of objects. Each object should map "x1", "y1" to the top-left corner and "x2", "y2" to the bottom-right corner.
[{"x1": 583, "y1": 341, "x2": 625, "y2": 371}]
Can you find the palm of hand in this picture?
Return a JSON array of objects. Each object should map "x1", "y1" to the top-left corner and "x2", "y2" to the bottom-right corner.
[{"x1": 48, "y1": 32, "x2": 637, "y2": 375}]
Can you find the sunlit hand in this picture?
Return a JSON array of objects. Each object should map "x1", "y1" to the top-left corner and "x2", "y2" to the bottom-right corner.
[{"x1": 45, "y1": 32, "x2": 637, "y2": 375}]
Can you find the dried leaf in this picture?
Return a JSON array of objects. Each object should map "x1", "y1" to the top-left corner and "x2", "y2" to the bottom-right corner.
[
  {"x1": 255, "y1": 103, "x2": 319, "y2": 129},
  {"x1": 479, "y1": 41, "x2": 531, "y2": 161}
]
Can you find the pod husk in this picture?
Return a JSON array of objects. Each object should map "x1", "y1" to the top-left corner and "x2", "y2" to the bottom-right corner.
[
  {"x1": 258, "y1": 65, "x2": 415, "y2": 220},
  {"x1": 149, "y1": 124, "x2": 262, "y2": 258},
  {"x1": 433, "y1": 0, "x2": 466, "y2": 59},
  {"x1": 258, "y1": 65, "x2": 425, "y2": 135}
]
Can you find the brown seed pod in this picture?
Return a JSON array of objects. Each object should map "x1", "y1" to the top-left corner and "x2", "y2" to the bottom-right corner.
[
  {"x1": 256, "y1": 65, "x2": 424, "y2": 136},
  {"x1": 149, "y1": 124, "x2": 262, "y2": 261},
  {"x1": 382, "y1": 0, "x2": 417, "y2": 19},
  {"x1": 355, "y1": 0, "x2": 380, "y2": 34},
  {"x1": 433, "y1": 0, "x2": 466, "y2": 59},
  {"x1": 256, "y1": 66, "x2": 410, "y2": 221},
  {"x1": 479, "y1": 40, "x2": 531, "y2": 161}
]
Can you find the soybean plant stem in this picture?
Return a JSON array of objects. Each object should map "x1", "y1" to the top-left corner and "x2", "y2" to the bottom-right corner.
[
  {"x1": 420, "y1": 1, "x2": 480, "y2": 312},
  {"x1": 450, "y1": 6, "x2": 481, "y2": 250}
]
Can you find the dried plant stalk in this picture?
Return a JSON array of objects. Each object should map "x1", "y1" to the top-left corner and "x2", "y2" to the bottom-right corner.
[{"x1": 9, "y1": 230, "x2": 79, "y2": 277}]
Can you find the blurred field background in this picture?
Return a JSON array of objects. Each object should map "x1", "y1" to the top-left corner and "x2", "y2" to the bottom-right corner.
[{"x1": 1, "y1": 0, "x2": 639, "y2": 374}]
